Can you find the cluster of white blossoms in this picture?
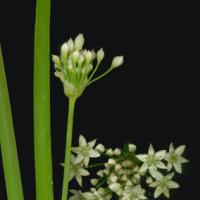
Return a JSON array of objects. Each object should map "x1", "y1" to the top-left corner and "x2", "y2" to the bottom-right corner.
[
  {"x1": 52, "y1": 34, "x2": 123, "y2": 98},
  {"x1": 63, "y1": 135, "x2": 188, "y2": 200}
]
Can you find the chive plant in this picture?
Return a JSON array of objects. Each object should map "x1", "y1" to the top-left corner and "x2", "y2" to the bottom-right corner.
[{"x1": 0, "y1": 0, "x2": 188, "y2": 199}]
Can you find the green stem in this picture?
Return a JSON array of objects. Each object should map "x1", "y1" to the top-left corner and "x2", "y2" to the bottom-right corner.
[
  {"x1": 34, "y1": 0, "x2": 54, "y2": 199},
  {"x1": 87, "y1": 162, "x2": 105, "y2": 168},
  {"x1": 0, "y1": 45, "x2": 24, "y2": 200},
  {"x1": 87, "y1": 68, "x2": 112, "y2": 86},
  {"x1": 61, "y1": 97, "x2": 77, "y2": 200}
]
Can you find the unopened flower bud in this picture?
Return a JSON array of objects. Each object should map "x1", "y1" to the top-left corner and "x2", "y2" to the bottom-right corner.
[
  {"x1": 78, "y1": 55, "x2": 84, "y2": 67},
  {"x1": 109, "y1": 174, "x2": 118, "y2": 183},
  {"x1": 128, "y1": 144, "x2": 137, "y2": 152},
  {"x1": 61, "y1": 43, "x2": 69, "y2": 57},
  {"x1": 108, "y1": 158, "x2": 116, "y2": 166},
  {"x1": 109, "y1": 183, "x2": 121, "y2": 193},
  {"x1": 85, "y1": 51, "x2": 93, "y2": 64},
  {"x1": 111, "y1": 56, "x2": 124, "y2": 69},
  {"x1": 115, "y1": 164, "x2": 122, "y2": 171},
  {"x1": 95, "y1": 144, "x2": 105, "y2": 153},
  {"x1": 103, "y1": 169, "x2": 110, "y2": 175},
  {"x1": 97, "y1": 170, "x2": 104, "y2": 177},
  {"x1": 146, "y1": 176, "x2": 153, "y2": 184},
  {"x1": 106, "y1": 148, "x2": 113, "y2": 156},
  {"x1": 121, "y1": 174, "x2": 128, "y2": 181},
  {"x1": 97, "y1": 48, "x2": 104, "y2": 63},
  {"x1": 122, "y1": 160, "x2": 133, "y2": 168},
  {"x1": 91, "y1": 178, "x2": 98, "y2": 186},
  {"x1": 75, "y1": 34, "x2": 84, "y2": 50},
  {"x1": 113, "y1": 148, "x2": 121, "y2": 156},
  {"x1": 72, "y1": 51, "x2": 80, "y2": 63},
  {"x1": 67, "y1": 38, "x2": 74, "y2": 51}
]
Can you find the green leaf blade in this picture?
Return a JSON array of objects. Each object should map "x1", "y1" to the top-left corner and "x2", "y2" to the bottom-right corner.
[
  {"x1": 0, "y1": 45, "x2": 24, "y2": 200},
  {"x1": 34, "y1": 0, "x2": 54, "y2": 199}
]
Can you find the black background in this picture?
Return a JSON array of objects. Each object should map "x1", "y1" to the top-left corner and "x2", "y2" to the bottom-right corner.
[{"x1": 0, "y1": 0, "x2": 199, "y2": 199}]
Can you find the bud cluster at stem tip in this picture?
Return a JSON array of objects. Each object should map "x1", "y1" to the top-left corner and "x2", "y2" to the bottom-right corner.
[{"x1": 52, "y1": 34, "x2": 124, "y2": 98}]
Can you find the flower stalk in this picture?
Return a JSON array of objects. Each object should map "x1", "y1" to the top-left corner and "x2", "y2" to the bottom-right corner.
[{"x1": 61, "y1": 97, "x2": 77, "y2": 200}]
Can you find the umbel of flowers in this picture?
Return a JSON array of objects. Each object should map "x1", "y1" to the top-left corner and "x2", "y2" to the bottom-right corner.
[
  {"x1": 52, "y1": 34, "x2": 123, "y2": 98},
  {"x1": 67, "y1": 135, "x2": 188, "y2": 200}
]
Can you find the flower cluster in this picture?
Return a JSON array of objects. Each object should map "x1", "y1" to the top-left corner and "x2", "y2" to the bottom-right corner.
[
  {"x1": 63, "y1": 135, "x2": 188, "y2": 200},
  {"x1": 52, "y1": 34, "x2": 123, "y2": 98}
]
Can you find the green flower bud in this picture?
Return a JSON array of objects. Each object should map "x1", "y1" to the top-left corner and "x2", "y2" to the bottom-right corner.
[
  {"x1": 91, "y1": 178, "x2": 98, "y2": 186},
  {"x1": 72, "y1": 50, "x2": 80, "y2": 63},
  {"x1": 52, "y1": 55, "x2": 61, "y2": 69},
  {"x1": 97, "y1": 48, "x2": 104, "y2": 63},
  {"x1": 111, "y1": 56, "x2": 124, "y2": 69},
  {"x1": 61, "y1": 43, "x2": 69, "y2": 57},
  {"x1": 75, "y1": 33, "x2": 84, "y2": 50},
  {"x1": 78, "y1": 55, "x2": 84, "y2": 67},
  {"x1": 85, "y1": 51, "x2": 93, "y2": 64},
  {"x1": 67, "y1": 38, "x2": 74, "y2": 52},
  {"x1": 128, "y1": 144, "x2": 137, "y2": 152}
]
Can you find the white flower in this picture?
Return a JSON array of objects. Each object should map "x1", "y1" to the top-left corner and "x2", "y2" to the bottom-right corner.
[
  {"x1": 149, "y1": 172, "x2": 180, "y2": 198},
  {"x1": 165, "y1": 143, "x2": 188, "y2": 173},
  {"x1": 72, "y1": 135, "x2": 100, "y2": 167},
  {"x1": 68, "y1": 154, "x2": 89, "y2": 186},
  {"x1": 69, "y1": 190, "x2": 87, "y2": 200},
  {"x1": 136, "y1": 144, "x2": 166, "y2": 178},
  {"x1": 122, "y1": 185, "x2": 147, "y2": 200}
]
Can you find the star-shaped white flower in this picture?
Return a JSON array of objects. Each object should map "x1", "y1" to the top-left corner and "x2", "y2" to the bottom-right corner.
[
  {"x1": 69, "y1": 189, "x2": 97, "y2": 200},
  {"x1": 69, "y1": 190, "x2": 87, "y2": 200},
  {"x1": 122, "y1": 185, "x2": 147, "y2": 200},
  {"x1": 136, "y1": 144, "x2": 166, "y2": 178},
  {"x1": 72, "y1": 135, "x2": 100, "y2": 167},
  {"x1": 165, "y1": 143, "x2": 188, "y2": 173},
  {"x1": 62, "y1": 154, "x2": 90, "y2": 186},
  {"x1": 149, "y1": 172, "x2": 180, "y2": 198}
]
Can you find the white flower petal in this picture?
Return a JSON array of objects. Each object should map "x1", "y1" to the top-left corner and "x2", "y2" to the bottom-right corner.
[
  {"x1": 139, "y1": 194, "x2": 147, "y2": 200},
  {"x1": 88, "y1": 139, "x2": 96, "y2": 148},
  {"x1": 148, "y1": 144, "x2": 155, "y2": 155},
  {"x1": 167, "y1": 162, "x2": 173, "y2": 171},
  {"x1": 180, "y1": 157, "x2": 189, "y2": 163},
  {"x1": 166, "y1": 173, "x2": 174, "y2": 180},
  {"x1": 157, "y1": 161, "x2": 167, "y2": 169},
  {"x1": 173, "y1": 162, "x2": 182, "y2": 173},
  {"x1": 155, "y1": 150, "x2": 166, "y2": 160},
  {"x1": 167, "y1": 180, "x2": 180, "y2": 189},
  {"x1": 136, "y1": 154, "x2": 148, "y2": 162},
  {"x1": 80, "y1": 168, "x2": 90, "y2": 176},
  {"x1": 154, "y1": 186, "x2": 162, "y2": 198},
  {"x1": 162, "y1": 187, "x2": 170, "y2": 198},
  {"x1": 84, "y1": 156, "x2": 90, "y2": 167},
  {"x1": 89, "y1": 149, "x2": 100, "y2": 158},
  {"x1": 79, "y1": 135, "x2": 87, "y2": 146},
  {"x1": 139, "y1": 163, "x2": 148, "y2": 174},
  {"x1": 169, "y1": 143, "x2": 174, "y2": 153},
  {"x1": 149, "y1": 165, "x2": 158, "y2": 178},
  {"x1": 175, "y1": 145, "x2": 186, "y2": 156},
  {"x1": 74, "y1": 154, "x2": 84, "y2": 164},
  {"x1": 76, "y1": 175, "x2": 82, "y2": 187}
]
